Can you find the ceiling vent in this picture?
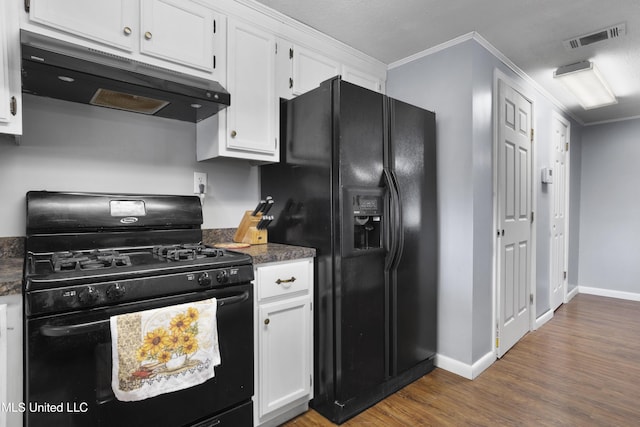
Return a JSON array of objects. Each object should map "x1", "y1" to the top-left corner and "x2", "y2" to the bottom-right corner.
[{"x1": 563, "y1": 23, "x2": 626, "y2": 50}]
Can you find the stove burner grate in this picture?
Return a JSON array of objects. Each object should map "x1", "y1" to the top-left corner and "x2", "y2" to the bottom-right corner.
[
  {"x1": 52, "y1": 250, "x2": 132, "y2": 272},
  {"x1": 153, "y1": 244, "x2": 225, "y2": 261}
]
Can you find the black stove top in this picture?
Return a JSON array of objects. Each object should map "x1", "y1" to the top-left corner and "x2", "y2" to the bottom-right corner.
[{"x1": 26, "y1": 243, "x2": 252, "y2": 286}]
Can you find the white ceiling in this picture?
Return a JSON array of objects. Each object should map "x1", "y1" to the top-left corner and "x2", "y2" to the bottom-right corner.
[{"x1": 254, "y1": 0, "x2": 640, "y2": 125}]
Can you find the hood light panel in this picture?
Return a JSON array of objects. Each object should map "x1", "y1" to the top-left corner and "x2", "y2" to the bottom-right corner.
[{"x1": 90, "y1": 88, "x2": 169, "y2": 115}]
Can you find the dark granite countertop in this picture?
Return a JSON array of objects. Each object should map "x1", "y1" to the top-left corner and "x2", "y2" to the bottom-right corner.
[
  {"x1": 0, "y1": 258, "x2": 23, "y2": 296},
  {"x1": 202, "y1": 228, "x2": 316, "y2": 265},
  {"x1": 229, "y1": 242, "x2": 316, "y2": 265}
]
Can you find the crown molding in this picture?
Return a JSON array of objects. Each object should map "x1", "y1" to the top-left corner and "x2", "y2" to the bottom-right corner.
[{"x1": 389, "y1": 32, "x2": 583, "y2": 125}]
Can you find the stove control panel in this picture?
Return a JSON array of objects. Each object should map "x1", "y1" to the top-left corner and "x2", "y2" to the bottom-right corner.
[{"x1": 25, "y1": 264, "x2": 254, "y2": 316}]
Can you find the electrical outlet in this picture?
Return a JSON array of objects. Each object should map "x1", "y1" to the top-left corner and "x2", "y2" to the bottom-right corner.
[{"x1": 194, "y1": 172, "x2": 207, "y2": 194}]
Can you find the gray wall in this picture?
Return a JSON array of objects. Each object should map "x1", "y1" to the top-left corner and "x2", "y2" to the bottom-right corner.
[
  {"x1": 0, "y1": 95, "x2": 260, "y2": 237},
  {"x1": 387, "y1": 37, "x2": 581, "y2": 368},
  {"x1": 578, "y1": 118, "x2": 640, "y2": 293}
]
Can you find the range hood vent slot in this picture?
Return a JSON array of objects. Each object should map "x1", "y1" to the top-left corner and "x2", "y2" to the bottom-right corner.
[{"x1": 563, "y1": 23, "x2": 626, "y2": 50}]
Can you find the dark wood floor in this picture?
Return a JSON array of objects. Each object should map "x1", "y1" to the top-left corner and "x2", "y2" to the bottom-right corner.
[{"x1": 282, "y1": 294, "x2": 640, "y2": 426}]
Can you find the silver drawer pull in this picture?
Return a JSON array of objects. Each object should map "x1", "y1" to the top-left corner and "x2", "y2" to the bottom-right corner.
[{"x1": 276, "y1": 277, "x2": 296, "y2": 286}]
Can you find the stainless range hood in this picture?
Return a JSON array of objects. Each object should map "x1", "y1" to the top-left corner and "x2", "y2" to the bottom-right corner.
[{"x1": 20, "y1": 30, "x2": 230, "y2": 123}]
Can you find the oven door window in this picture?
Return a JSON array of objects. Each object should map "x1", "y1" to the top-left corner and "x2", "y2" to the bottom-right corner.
[{"x1": 25, "y1": 285, "x2": 253, "y2": 427}]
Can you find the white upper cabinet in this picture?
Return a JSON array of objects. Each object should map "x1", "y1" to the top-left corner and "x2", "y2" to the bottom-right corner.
[
  {"x1": 139, "y1": 0, "x2": 215, "y2": 71},
  {"x1": 277, "y1": 40, "x2": 340, "y2": 99},
  {"x1": 28, "y1": 0, "x2": 137, "y2": 52},
  {"x1": 342, "y1": 64, "x2": 384, "y2": 93},
  {"x1": 197, "y1": 18, "x2": 278, "y2": 163},
  {"x1": 0, "y1": 0, "x2": 21, "y2": 135},
  {"x1": 26, "y1": 0, "x2": 220, "y2": 73},
  {"x1": 226, "y1": 19, "x2": 277, "y2": 155}
]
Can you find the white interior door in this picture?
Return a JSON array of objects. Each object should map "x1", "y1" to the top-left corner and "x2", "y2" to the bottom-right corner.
[
  {"x1": 496, "y1": 80, "x2": 533, "y2": 358},
  {"x1": 550, "y1": 116, "x2": 569, "y2": 311}
]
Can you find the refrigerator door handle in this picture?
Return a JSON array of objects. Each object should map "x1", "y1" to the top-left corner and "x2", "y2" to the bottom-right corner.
[
  {"x1": 389, "y1": 169, "x2": 405, "y2": 269},
  {"x1": 383, "y1": 168, "x2": 402, "y2": 270}
]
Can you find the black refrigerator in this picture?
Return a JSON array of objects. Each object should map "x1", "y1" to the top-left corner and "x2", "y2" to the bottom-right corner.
[{"x1": 260, "y1": 77, "x2": 437, "y2": 424}]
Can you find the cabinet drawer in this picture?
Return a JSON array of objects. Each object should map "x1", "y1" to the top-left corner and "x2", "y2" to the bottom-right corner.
[{"x1": 257, "y1": 260, "x2": 310, "y2": 300}]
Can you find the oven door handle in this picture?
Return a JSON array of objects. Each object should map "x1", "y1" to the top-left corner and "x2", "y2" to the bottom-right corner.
[
  {"x1": 40, "y1": 291, "x2": 251, "y2": 337},
  {"x1": 217, "y1": 290, "x2": 250, "y2": 306},
  {"x1": 40, "y1": 319, "x2": 109, "y2": 337}
]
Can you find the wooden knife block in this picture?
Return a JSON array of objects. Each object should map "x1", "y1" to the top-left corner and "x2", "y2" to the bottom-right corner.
[{"x1": 233, "y1": 211, "x2": 268, "y2": 245}]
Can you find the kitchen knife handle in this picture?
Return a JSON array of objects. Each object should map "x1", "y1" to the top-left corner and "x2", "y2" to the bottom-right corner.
[
  {"x1": 252, "y1": 200, "x2": 266, "y2": 216},
  {"x1": 262, "y1": 199, "x2": 275, "y2": 215}
]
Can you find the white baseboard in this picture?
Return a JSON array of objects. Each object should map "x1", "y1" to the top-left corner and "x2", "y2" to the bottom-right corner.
[
  {"x1": 566, "y1": 285, "x2": 579, "y2": 302},
  {"x1": 579, "y1": 286, "x2": 640, "y2": 302},
  {"x1": 435, "y1": 350, "x2": 495, "y2": 380},
  {"x1": 535, "y1": 309, "x2": 553, "y2": 329}
]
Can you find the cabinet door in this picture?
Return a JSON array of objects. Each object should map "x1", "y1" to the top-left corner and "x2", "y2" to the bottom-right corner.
[
  {"x1": 226, "y1": 20, "x2": 277, "y2": 155},
  {"x1": 274, "y1": 39, "x2": 294, "y2": 100},
  {"x1": 342, "y1": 64, "x2": 383, "y2": 93},
  {"x1": 0, "y1": 8, "x2": 11, "y2": 125},
  {"x1": 258, "y1": 295, "x2": 311, "y2": 417},
  {"x1": 29, "y1": 0, "x2": 136, "y2": 51},
  {"x1": 292, "y1": 46, "x2": 340, "y2": 96},
  {"x1": 0, "y1": 304, "x2": 6, "y2": 427},
  {"x1": 0, "y1": 0, "x2": 21, "y2": 135},
  {"x1": 139, "y1": 0, "x2": 216, "y2": 71}
]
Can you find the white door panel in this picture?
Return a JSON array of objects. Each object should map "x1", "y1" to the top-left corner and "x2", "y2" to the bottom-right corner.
[
  {"x1": 550, "y1": 116, "x2": 569, "y2": 311},
  {"x1": 497, "y1": 80, "x2": 532, "y2": 358}
]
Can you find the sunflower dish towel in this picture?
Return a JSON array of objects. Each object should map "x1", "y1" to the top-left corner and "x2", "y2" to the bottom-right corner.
[{"x1": 110, "y1": 298, "x2": 221, "y2": 401}]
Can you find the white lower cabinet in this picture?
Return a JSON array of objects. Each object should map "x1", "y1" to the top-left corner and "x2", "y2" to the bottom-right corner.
[
  {"x1": 0, "y1": 295, "x2": 23, "y2": 427},
  {"x1": 254, "y1": 258, "x2": 313, "y2": 427}
]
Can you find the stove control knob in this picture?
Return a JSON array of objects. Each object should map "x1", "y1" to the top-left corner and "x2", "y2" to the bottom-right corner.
[
  {"x1": 216, "y1": 270, "x2": 229, "y2": 284},
  {"x1": 106, "y1": 283, "x2": 126, "y2": 300},
  {"x1": 78, "y1": 286, "x2": 99, "y2": 304},
  {"x1": 198, "y1": 272, "x2": 212, "y2": 287}
]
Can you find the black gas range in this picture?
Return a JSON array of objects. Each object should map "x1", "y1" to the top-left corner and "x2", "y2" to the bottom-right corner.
[{"x1": 23, "y1": 191, "x2": 254, "y2": 427}]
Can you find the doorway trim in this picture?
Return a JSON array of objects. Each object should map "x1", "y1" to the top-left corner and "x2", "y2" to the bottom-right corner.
[{"x1": 491, "y1": 69, "x2": 537, "y2": 359}]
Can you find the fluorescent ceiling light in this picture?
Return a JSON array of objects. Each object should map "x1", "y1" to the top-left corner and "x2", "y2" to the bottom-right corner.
[{"x1": 553, "y1": 61, "x2": 617, "y2": 110}]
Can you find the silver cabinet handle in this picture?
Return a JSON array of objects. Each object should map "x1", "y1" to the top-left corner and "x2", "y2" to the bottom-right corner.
[
  {"x1": 144, "y1": 31, "x2": 152, "y2": 40},
  {"x1": 123, "y1": 26, "x2": 132, "y2": 35},
  {"x1": 264, "y1": 318, "x2": 270, "y2": 325},
  {"x1": 230, "y1": 130, "x2": 237, "y2": 138}
]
